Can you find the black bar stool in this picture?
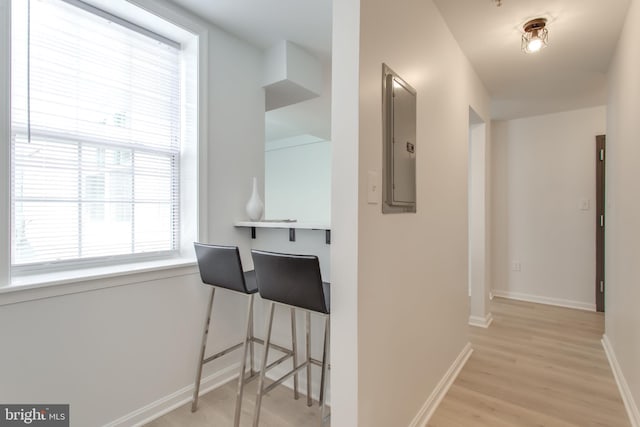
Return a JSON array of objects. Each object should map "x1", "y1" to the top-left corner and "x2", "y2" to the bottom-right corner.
[
  {"x1": 192, "y1": 243, "x2": 299, "y2": 427},
  {"x1": 250, "y1": 249, "x2": 330, "y2": 427}
]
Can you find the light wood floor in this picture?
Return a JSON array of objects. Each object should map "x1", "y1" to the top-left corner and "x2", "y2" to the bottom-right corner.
[
  {"x1": 147, "y1": 297, "x2": 629, "y2": 427},
  {"x1": 429, "y1": 297, "x2": 630, "y2": 427},
  {"x1": 145, "y1": 376, "x2": 324, "y2": 427}
]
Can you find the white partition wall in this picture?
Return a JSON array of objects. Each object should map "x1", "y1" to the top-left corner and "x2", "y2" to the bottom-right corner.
[
  {"x1": 604, "y1": 0, "x2": 640, "y2": 424},
  {"x1": 331, "y1": 0, "x2": 491, "y2": 425}
]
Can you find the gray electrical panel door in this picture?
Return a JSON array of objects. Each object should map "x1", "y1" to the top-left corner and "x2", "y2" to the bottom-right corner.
[{"x1": 383, "y1": 64, "x2": 416, "y2": 213}]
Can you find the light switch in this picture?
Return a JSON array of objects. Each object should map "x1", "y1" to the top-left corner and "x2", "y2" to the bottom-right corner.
[
  {"x1": 368, "y1": 171, "x2": 379, "y2": 204},
  {"x1": 580, "y1": 199, "x2": 590, "y2": 211}
]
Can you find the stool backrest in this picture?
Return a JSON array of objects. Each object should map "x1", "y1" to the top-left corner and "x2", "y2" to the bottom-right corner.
[
  {"x1": 194, "y1": 243, "x2": 249, "y2": 294},
  {"x1": 251, "y1": 250, "x2": 328, "y2": 314}
]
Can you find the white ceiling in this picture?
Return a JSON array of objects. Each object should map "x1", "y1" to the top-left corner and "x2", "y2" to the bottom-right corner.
[
  {"x1": 169, "y1": 0, "x2": 332, "y2": 62},
  {"x1": 169, "y1": 0, "x2": 630, "y2": 123},
  {"x1": 433, "y1": 0, "x2": 630, "y2": 120}
]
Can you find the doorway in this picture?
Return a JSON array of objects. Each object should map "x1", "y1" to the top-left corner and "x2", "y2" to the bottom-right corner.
[{"x1": 468, "y1": 107, "x2": 492, "y2": 327}]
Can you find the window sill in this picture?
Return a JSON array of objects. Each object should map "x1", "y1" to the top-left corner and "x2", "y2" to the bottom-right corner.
[{"x1": 0, "y1": 257, "x2": 199, "y2": 306}]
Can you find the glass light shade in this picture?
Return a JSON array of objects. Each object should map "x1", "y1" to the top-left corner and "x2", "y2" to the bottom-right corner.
[{"x1": 521, "y1": 27, "x2": 548, "y2": 53}]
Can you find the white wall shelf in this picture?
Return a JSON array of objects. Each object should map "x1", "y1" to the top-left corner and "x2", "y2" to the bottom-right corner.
[{"x1": 234, "y1": 221, "x2": 331, "y2": 243}]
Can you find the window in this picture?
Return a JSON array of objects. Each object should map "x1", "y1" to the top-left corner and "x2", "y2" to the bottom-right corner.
[{"x1": 10, "y1": 0, "x2": 185, "y2": 271}]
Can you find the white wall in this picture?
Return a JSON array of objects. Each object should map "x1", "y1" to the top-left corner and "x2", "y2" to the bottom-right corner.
[
  {"x1": 0, "y1": 1, "x2": 266, "y2": 425},
  {"x1": 329, "y1": 0, "x2": 360, "y2": 424},
  {"x1": 605, "y1": 0, "x2": 640, "y2": 423},
  {"x1": 265, "y1": 138, "x2": 331, "y2": 223},
  {"x1": 491, "y1": 106, "x2": 606, "y2": 310},
  {"x1": 331, "y1": 0, "x2": 491, "y2": 425}
]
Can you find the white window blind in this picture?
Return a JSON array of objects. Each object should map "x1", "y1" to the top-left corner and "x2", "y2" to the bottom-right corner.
[{"x1": 11, "y1": 0, "x2": 182, "y2": 269}]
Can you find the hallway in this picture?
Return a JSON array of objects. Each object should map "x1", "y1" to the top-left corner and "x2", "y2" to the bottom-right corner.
[{"x1": 429, "y1": 298, "x2": 630, "y2": 427}]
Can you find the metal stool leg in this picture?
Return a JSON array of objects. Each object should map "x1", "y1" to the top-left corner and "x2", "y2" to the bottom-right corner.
[
  {"x1": 306, "y1": 311, "x2": 312, "y2": 406},
  {"x1": 249, "y1": 302, "x2": 256, "y2": 377},
  {"x1": 253, "y1": 301, "x2": 275, "y2": 427},
  {"x1": 192, "y1": 287, "x2": 216, "y2": 412},
  {"x1": 291, "y1": 307, "x2": 300, "y2": 400},
  {"x1": 320, "y1": 316, "x2": 330, "y2": 425},
  {"x1": 319, "y1": 316, "x2": 329, "y2": 405},
  {"x1": 233, "y1": 294, "x2": 254, "y2": 427}
]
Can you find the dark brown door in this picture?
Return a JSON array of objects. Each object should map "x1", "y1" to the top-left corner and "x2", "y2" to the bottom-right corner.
[{"x1": 596, "y1": 135, "x2": 606, "y2": 312}]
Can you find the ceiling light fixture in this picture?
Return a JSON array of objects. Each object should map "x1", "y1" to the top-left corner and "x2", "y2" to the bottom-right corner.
[{"x1": 521, "y1": 18, "x2": 548, "y2": 53}]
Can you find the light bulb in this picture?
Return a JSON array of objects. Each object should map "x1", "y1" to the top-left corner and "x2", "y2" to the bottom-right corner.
[{"x1": 527, "y1": 37, "x2": 543, "y2": 53}]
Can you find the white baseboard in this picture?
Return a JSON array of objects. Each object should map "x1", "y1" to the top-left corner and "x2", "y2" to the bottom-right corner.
[
  {"x1": 602, "y1": 335, "x2": 640, "y2": 427},
  {"x1": 105, "y1": 363, "x2": 241, "y2": 427},
  {"x1": 408, "y1": 343, "x2": 473, "y2": 427},
  {"x1": 469, "y1": 312, "x2": 493, "y2": 328},
  {"x1": 491, "y1": 289, "x2": 596, "y2": 312}
]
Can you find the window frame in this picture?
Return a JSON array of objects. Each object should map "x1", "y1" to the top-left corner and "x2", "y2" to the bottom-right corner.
[
  {"x1": 1, "y1": 0, "x2": 10, "y2": 289},
  {"x1": 0, "y1": 0, "x2": 209, "y2": 299}
]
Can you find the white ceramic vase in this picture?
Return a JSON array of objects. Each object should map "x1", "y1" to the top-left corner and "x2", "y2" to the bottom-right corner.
[{"x1": 245, "y1": 177, "x2": 264, "y2": 221}]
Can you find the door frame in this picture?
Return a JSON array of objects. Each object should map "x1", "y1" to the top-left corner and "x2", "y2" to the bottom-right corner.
[{"x1": 596, "y1": 135, "x2": 605, "y2": 312}]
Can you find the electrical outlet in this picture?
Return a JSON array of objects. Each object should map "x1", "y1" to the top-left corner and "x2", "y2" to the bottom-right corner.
[{"x1": 512, "y1": 261, "x2": 521, "y2": 272}]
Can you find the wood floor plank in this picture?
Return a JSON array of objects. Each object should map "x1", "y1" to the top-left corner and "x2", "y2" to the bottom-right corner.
[{"x1": 428, "y1": 297, "x2": 631, "y2": 427}]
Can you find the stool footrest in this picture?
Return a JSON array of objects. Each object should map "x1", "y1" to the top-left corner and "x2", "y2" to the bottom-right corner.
[
  {"x1": 252, "y1": 338, "x2": 293, "y2": 357},
  {"x1": 203, "y1": 342, "x2": 244, "y2": 364},
  {"x1": 264, "y1": 360, "x2": 312, "y2": 395},
  {"x1": 264, "y1": 353, "x2": 294, "y2": 373},
  {"x1": 309, "y1": 357, "x2": 324, "y2": 368},
  {"x1": 202, "y1": 337, "x2": 294, "y2": 366}
]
